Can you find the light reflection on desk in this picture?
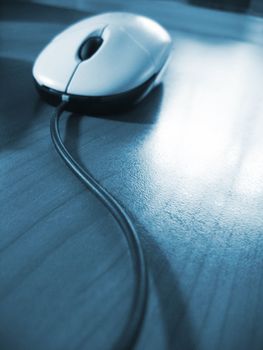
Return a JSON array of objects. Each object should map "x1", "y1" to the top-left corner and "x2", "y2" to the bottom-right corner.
[{"x1": 144, "y1": 34, "x2": 263, "y2": 223}]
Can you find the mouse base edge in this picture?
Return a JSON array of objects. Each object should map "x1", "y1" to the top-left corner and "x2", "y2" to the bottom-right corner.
[{"x1": 34, "y1": 74, "x2": 158, "y2": 115}]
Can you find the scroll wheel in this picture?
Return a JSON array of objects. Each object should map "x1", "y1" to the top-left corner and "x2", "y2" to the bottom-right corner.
[{"x1": 79, "y1": 36, "x2": 103, "y2": 60}]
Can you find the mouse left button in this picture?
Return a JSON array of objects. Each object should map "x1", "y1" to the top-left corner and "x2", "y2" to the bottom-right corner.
[{"x1": 33, "y1": 33, "x2": 81, "y2": 93}]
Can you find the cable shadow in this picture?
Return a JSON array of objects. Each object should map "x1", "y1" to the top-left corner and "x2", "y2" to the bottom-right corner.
[
  {"x1": 63, "y1": 112, "x2": 84, "y2": 168},
  {"x1": 140, "y1": 226, "x2": 197, "y2": 350}
]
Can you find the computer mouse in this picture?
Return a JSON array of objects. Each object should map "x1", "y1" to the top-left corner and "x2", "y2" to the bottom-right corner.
[{"x1": 33, "y1": 12, "x2": 172, "y2": 113}]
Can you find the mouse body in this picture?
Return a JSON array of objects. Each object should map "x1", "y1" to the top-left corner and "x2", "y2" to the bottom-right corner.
[{"x1": 33, "y1": 12, "x2": 172, "y2": 113}]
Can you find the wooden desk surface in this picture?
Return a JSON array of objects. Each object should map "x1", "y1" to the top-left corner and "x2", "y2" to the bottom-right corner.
[{"x1": 1, "y1": 1, "x2": 263, "y2": 349}]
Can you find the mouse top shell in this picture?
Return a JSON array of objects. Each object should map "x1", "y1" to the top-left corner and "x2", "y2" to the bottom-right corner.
[{"x1": 33, "y1": 12, "x2": 172, "y2": 97}]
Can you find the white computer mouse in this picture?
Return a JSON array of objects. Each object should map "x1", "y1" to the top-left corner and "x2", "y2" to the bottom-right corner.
[{"x1": 33, "y1": 12, "x2": 172, "y2": 113}]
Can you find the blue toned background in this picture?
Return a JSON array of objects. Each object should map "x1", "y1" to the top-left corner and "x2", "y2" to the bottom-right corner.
[
  {"x1": 1, "y1": 1, "x2": 263, "y2": 350},
  {"x1": 12, "y1": 0, "x2": 263, "y2": 15}
]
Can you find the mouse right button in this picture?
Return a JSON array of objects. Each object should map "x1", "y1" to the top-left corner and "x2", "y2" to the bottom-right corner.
[{"x1": 67, "y1": 25, "x2": 156, "y2": 97}]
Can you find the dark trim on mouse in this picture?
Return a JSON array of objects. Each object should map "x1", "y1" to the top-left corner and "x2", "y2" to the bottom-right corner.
[{"x1": 34, "y1": 73, "x2": 158, "y2": 114}]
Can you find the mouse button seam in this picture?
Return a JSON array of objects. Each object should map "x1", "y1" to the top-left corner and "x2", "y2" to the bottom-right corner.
[
  {"x1": 120, "y1": 26, "x2": 157, "y2": 70},
  {"x1": 86, "y1": 24, "x2": 108, "y2": 39},
  {"x1": 65, "y1": 61, "x2": 82, "y2": 95},
  {"x1": 101, "y1": 24, "x2": 109, "y2": 37}
]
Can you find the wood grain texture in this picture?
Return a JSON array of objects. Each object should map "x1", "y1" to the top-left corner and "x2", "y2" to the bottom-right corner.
[{"x1": 1, "y1": 1, "x2": 263, "y2": 350}]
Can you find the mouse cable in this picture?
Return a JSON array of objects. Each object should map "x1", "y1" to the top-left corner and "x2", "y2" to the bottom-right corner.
[{"x1": 50, "y1": 102, "x2": 148, "y2": 350}]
